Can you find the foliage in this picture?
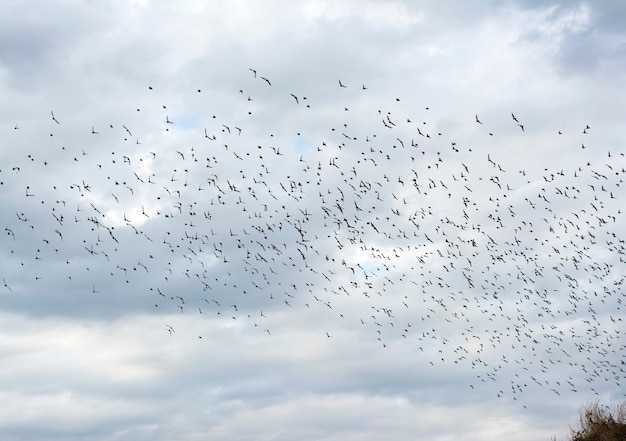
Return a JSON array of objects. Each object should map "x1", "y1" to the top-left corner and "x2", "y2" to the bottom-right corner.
[{"x1": 567, "y1": 401, "x2": 626, "y2": 441}]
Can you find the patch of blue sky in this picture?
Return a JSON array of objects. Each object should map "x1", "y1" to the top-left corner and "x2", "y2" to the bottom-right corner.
[
  {"x1": 291, "y1": 135, "x2": 316, "y2": 155},
  {"x1": 357, "y1": 260, "x2": 388, "y2": 279},
  {"x1": 173, "y1": 112, "x2": 202, "y2": 131}
]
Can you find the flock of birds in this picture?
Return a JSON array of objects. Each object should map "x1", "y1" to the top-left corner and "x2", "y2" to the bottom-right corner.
[{"x1": 2, "y1": 69, "x2": 625, "y2": 403}]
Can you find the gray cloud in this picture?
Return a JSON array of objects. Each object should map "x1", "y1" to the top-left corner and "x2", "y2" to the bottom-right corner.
[{"x1": 1, "y1": 1, "x2": 625, "y2": 441}]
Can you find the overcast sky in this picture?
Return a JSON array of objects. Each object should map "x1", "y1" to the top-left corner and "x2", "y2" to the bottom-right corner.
[{"x1": 1, "y1": 1, "x2": 626, "y2": 440}]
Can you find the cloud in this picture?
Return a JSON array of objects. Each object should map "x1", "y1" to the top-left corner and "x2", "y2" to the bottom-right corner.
[{"x1": 1, "y1": 1, "x2": 626, "y2": 440}]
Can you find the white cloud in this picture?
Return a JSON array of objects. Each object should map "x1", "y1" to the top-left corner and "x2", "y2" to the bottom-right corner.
[{"x1": 1, "y1": 1, "x2": 625, "y2": 440}]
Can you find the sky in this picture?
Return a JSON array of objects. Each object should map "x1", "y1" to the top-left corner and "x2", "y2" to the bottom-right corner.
[{"x1": 1, "y1": 1, "x2": 626, "y2": 440}]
